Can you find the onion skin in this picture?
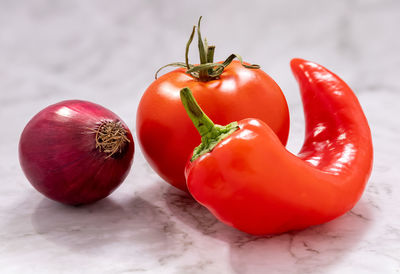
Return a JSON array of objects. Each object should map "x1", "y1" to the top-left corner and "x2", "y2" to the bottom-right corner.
[{"x1": 19, "y1": 100, "x2": 134, "y2": 205}]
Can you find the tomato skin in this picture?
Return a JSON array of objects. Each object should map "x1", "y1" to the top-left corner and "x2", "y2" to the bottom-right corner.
[{"x1": 136, "y1": 60, "x2": 289, "y2": 191}]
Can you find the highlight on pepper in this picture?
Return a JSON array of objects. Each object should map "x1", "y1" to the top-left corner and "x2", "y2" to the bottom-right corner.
[{"x1": 181, "y1": 58, "x2": 373, "y2": 235}]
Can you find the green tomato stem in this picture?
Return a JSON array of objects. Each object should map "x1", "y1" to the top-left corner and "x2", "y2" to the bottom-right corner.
[{"x1": 155, "y1": 16, "x2": 260, "y2": 81}]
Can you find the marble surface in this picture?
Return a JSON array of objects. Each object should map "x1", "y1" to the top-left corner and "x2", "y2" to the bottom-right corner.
[{"x1": 1, "y1": 0, "x2": 400, "y2": 273}]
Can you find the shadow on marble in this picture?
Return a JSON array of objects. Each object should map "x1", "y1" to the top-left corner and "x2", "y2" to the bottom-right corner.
[
  {"x1": 31, "y1": 187, "x2": 176, "y2": 253},
  {"x1": 164, "y1": 186, "x2": 375, "y2": 273}
]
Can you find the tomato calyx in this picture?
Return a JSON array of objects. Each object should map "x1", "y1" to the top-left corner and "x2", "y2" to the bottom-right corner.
[
  {"x1": 156, "y1": 17, "x2": 260, "y2": 82},
  {"x1": 180, "y1": 87, "x2": 239, "y2": 161}
]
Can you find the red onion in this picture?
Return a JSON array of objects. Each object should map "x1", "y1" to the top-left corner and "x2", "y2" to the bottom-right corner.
[{"x1": 19, "y1": 100, "x2": 134, "y2": 205}]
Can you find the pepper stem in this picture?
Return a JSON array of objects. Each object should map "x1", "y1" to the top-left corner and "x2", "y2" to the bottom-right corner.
[
  {"x1": 180, "y1": 87, "x2": 239, "y2": 161},
  {"x1": 180, "y1": 88, "x2": 215, "y2": 137}
]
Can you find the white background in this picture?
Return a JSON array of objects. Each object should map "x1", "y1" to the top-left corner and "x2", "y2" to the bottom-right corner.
[{"x1": 1, "y1": 1, "x2": 399, "y2": 273}]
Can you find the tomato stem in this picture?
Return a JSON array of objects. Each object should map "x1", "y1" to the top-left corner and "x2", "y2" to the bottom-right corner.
[
  {"x1": 207, "y1": 45, "x2": 215, "y2": 63},
  {"x1": 185, "y1": 26, "x2": 196, "y2": 70},
  {"x1": 197, "y1": 16, "x2": 207, "y2": 65},
  {"x1": 207, "y1": 45, "x2": 215, "y2": 76},
  {"x1": 155, "y1": 17, "x2": 260, "y2": 80},
  {"x1": 180, "y1": 87, "x2": 239, "y2": 161}
]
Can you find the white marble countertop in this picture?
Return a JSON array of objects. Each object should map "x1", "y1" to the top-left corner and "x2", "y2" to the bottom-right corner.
[{"x1": 1, "y1": 1, "x2": 400, "y2": 273}]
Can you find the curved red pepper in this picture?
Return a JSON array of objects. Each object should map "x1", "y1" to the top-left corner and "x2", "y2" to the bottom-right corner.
[{"x1": 182, "y1": 58, "x2": 373, "y2": 235}]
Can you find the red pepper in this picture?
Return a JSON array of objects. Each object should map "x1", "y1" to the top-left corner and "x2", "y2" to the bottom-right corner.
[{"x1": 180, "y1": 58, "x2": 373, "y2": 235}]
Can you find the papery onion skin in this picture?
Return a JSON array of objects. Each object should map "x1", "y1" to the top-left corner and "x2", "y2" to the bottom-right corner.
[{"x1": 19, "y1": 100, "x2": 134, "y2": 205}]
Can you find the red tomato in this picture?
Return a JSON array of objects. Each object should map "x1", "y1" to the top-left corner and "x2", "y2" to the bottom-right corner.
[{"x1": 136, "y1": 60, "x2": 289, "y2": 191}]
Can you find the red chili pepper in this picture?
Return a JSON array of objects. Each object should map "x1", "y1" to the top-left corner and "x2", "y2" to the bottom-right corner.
[{"x1": 180, "y1": 58, "x2": 373, "y2": 235}]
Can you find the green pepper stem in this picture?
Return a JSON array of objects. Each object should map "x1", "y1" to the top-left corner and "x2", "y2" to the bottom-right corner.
[
  {"x1": 180, "y1": 87, "x2": 215, "y2": 137},
  {"x1": 180, "y1": 87, "x2": 239, "y2": 161}
]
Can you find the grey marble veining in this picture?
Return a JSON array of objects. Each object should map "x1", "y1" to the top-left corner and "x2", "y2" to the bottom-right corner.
[{"x1": 1, "y1": 0, "x2": 400, "y2": 273}]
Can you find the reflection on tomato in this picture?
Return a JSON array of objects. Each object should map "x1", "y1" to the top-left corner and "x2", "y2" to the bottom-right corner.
[{"x1": 137, "y1": 60, "x2": 289, "y2": 191}]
